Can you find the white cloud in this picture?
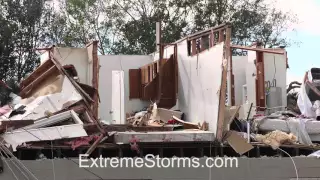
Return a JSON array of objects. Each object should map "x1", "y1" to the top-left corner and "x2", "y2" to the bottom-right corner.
[{"x1": 270, "y1": 0, "x2": 320, "y2": 35}]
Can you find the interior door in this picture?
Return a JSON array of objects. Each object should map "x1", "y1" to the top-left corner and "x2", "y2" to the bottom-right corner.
[{"x1": 111, "y1": 70, "x2": 125, "y2": 124}]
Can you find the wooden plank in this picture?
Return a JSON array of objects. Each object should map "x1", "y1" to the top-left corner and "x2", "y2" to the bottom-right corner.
[
  {"x1": 187, "y1": 27, "x2": 226, "y2": 42},
  {"x1": 216, "y1": 26, "x2": 231, "y2": 142},
  {"x1": 148, "y1": 65, "x2": 152, "y2": 83},
  {"x1": 143, "y1": 66, "x2": 149, "y2": 84},
  {"x1": 20, "y1": 59, "x2": 54, "y2": 89},
  {"x1": 230, "y1": 52, "x2": 235, "y2": 105},
  {"x1": 140, "y1": 67, "x2": 145, "y2": 84},
  {"x1": 192, "y1": 39, "x2": 197, "y2": 56},
  {"x1": 174, "y1": 45, "x2": 178, "y2": 96},
  {"x1": 129, "y1": 69, "x2": 141, "y2": 99},
  {"x1": 200, "y1": 36, "x2": 206, "y2": 52},
  {"x1": 209, "y1": 30, "x2": 214, "y2": 47},
  {"x1": 173, "y1": 116, "x2": 199, "y2": 129},
  {"x1": 218, "y1": 30, "x2": 224, "y2": 42},
  {"x1": 230, "y1": 45, "x2": 285, "y2": 54},
  {"x1": 20, "y1": 65, "x2": 59, "y2": 98},
  {"x1": 91, "y1": 41, "x2": 100, "y2": 119},
  {"x1": 256, "y1": 51, "x2": 266, "y2": 110}
]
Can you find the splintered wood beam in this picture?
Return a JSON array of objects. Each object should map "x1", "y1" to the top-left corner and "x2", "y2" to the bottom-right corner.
[
  {"x1": 85, "y1": 134, "x2": 105, "y2": 156},
  {"x1": 231, "y1": 45, "x2": 285, "y2": 55}
]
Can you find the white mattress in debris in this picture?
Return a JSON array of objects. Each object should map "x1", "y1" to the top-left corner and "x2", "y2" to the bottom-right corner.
[{"x1": 256, "y1": 118, "x2": 320, "y2": 135}]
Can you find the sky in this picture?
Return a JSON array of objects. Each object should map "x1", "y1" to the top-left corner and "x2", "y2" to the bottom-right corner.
[{"x1": 274, "y1": 0, "x2": 320, "y2": 83}]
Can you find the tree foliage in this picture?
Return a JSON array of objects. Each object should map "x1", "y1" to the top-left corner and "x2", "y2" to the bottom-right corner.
[
  {"x1": 0, "y1": 0, "x2": 46, "y2": 104},
  {"x1": 0, "y1": 0, "x2": 299, "y2": 105},
  {"x1": 0, "y1": 0, "x2": 45, "y2": 84},
  {"x1": 0, "y1": 0, "x2": 298, "y2": 81},
  {"x1": 108, "y1": 0, "x2": 297, "y2": 54}
]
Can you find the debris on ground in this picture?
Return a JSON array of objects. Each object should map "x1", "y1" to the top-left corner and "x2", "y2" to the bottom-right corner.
[
  {"x1": 254, "y1": 130, "x2": 298, "y2": 150},
  {"x1": 0, "y1": 46, "x2": 104, "y2": 153}
]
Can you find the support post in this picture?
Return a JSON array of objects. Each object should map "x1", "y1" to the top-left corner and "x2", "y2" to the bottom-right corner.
[
  {"x1": 156, "y1": 22, "x2": 162, "y2": 59},
  {"x1": 216, "y1": 25, "x2": 231, "y2": 142}
]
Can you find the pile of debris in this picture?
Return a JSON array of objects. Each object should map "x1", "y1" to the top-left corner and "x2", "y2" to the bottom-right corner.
[
  {"x1": 0, "y1": 52, "x2": 105, "y2": 153},
  {"x1": 228, "y1": 68, "x2": 320, "y2": 155},
  {"x1": 0, "y1": 49, "x2": 209, "y2": 155},
  {"x1": 126, "y1": 103, "x2": 209, "y2": 131}
]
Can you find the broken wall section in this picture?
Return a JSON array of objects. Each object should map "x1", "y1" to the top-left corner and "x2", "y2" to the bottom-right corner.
[
  {"x1": 152, "y1": 41, "x2": 225, "y2": 134},
  {"x1": 51, "y1": 47, "x2": 90, "y2": 85},
  {"x1": 230, "y1": 50, "x2": 287, "y2": 119},
  {"x1": 98, "y1": 55, "x2": 154, "y2": 124}
]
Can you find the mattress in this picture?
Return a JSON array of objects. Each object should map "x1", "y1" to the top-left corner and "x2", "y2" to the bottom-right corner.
[{"x1": 255, "y1": 118, "x2": 320, "y2": 135}]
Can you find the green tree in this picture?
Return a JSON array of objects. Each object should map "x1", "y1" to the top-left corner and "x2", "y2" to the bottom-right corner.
[
  {"x1": 0, "y1": 0, "x2": 46, "y2": 104},
  {"x1": 42, "y1": 0, "x2": 298, "y2": 55},
  {"x1": 109, "y1": 0, "x2": 297, "y2": 55},
  {"x1": 192, "y1": 0, "x2": 297, "y2": 48},
  {"x1": 0, "y1": 0, "x2": 45, "y2": 82},
  {"x1": 42, "y1": 0, "x2": 116, "y2": 55},
  {"x1": 110, "y1": 0, "x2": 191, "y2": 54}
]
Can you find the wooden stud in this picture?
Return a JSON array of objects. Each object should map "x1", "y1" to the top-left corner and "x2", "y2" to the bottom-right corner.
[
  {"x1": 216, "y1": 25, "x2": 231, "y2": 142},
  {"x1": 192, "y1": 39, "x2": 197, "y2": 56},
  {"x1": 230, "y1": 50, "x2": 235, "y2": 106},
  {"x1": 200, "y1": 36, "x2": 206, "y2": 52},
  {"x1": 230, "y1": 45, "x2": 285, "y2": 55},
  {"x1": 255, "y1": 51, "x2": 266, "y2": 111},
  {"x1": 209, "y1": 30, "x2": 214, "y2": 47},
  {"x1": 147, "y1": 66, "x2": 151, "y2": 83},
  {"x1": 91, "y1": 41, "x2": 100, "y2": 119},
  {"x1": 218, "y1": 30, "x2": 224, "y2": 42}
]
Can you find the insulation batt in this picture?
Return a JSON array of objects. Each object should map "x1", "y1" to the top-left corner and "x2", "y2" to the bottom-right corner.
[{"x1": 255, "y1": 130, "x2": 298, "y2": 150}]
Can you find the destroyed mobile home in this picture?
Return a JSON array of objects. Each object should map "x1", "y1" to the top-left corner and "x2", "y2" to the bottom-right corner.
[{"x1": 0, "y1": 23, "x2": 319, "y2": 161}]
